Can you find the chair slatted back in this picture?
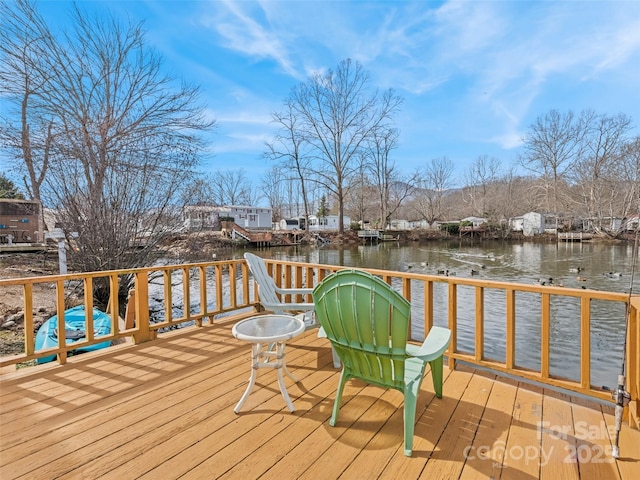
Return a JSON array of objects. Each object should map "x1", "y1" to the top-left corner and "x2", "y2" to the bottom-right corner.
[
  {"x1": 313, "y1": 269, "x2": 411, "y2": 391},
  {"x1": 244, "y1": 252, "x2": 286, "y2": 313}
]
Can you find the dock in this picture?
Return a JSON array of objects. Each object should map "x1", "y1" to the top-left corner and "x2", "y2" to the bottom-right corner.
[{"x1": 558, "y1": 232, "x2": 594, "y2": 242}]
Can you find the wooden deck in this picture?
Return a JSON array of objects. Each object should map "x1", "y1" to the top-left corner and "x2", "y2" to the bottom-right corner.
[{"x1": 1, "y1": 320, "x2": 639, "y2": 480}]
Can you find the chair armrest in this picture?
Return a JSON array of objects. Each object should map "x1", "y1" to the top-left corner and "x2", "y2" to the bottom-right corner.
[
  {"x1": 262, "y1": 300, "x2": 316, "y2": 313},
  {"x1": 406, "y1": 326, "x2": 451, "y2": 363},
  {"x1": 274, "y1": 285, "x2": 314, "y2": 296}
]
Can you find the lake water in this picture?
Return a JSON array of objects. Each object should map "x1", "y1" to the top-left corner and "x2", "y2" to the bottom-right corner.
[{"x1": 240, "y1": 240, "x2": 638, "y2": 391}]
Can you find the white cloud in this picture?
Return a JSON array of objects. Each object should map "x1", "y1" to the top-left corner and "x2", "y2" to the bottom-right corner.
[{"x1": 200, "y1": 0, "x2": 299, "y2": 77}]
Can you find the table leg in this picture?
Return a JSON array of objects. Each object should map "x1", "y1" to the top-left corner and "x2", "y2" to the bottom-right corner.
[
  {"x1": 234, "y1": 343, "x2": 260, "y2": 413},
  {"x1": 276, "y1": 341, "x2": 296, "y2": 412},
  {"x1": 279, "y1": 340, "x2": 299, "y2": 383}
]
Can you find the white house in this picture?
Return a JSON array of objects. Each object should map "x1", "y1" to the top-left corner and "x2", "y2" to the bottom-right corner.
[
  {"x1": 228, "y1": 206, "x2": 272, "y2": 229},
  {"x1": 183, "y1": 205, "x2": 272, "y2": 231},
  {"x1": 515, "y1": 212, "x2": 558, "y2": 236},
  {"x1": 389, "y1": 219, "x2": 411, "y2": 230},
  {"x1": 308, "y1": 214, "x2": 350, "y2": 231},
  {"x1": 408, "y1": 219, "x2": 429, "y2": 229}
]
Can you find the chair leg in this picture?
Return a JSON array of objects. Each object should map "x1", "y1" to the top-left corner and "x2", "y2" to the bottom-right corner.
[
  {"x1": 403, "y1": 389, "x2": 419, "y2": 456},
  {"x1": 330, "y1": 369, "x2": 348, "y2": 427},
  {"x1": 429, "y1": 355, "x2": 444, "y2": 398}
]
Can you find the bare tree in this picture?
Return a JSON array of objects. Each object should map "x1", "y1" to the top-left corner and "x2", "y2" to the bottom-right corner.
[
  {"x1": 209, "y1": 169, "x2": 254, "y2": 206},
  {"x1": 620, "y1": 136, "x2": 640, "y2": 222},
  {"x1": 0, "y1": 0, "x2": 52, "y2": 200},
  {"x1": 463, "y1": 155, "x2": 501, "y2": 217},
  {"x1": 346, "y1": 156, "x2": 375, "y2": 227},
  {"x1": 288, "y1": 59, "x2": 403, "y2": 233},
  {"x1": 413, "y1": 157, "x2": 455, "y2": 223},
  {"x1": 260, "y1": 166, "x2": 287, "y2": 222},
  {"x1": 520, "y1": 109, "x2": 586, "y2": 212},
  {"x1": 572, "y1": 112, "x2": 633, "y2": 236},
  {"x1": 0, "y1": 0, "x2": 57, "y2": 208},
  {"x1": 265, "y1": 101, "x2": 313, "y2": 232},
  {"x1": 492, "y1": 169, "x2": 537, "y2": 234},
  {"x1": 365, "y1": 127, "x2": 416, "y2": 229},
  {"x1": 1, "y1": 1, "x2": 213, "y2": 302}
]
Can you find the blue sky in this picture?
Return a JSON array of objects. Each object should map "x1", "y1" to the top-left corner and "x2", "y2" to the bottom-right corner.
[{"x1": 7, "y1": 0, "x2": 640, "y2": 187}]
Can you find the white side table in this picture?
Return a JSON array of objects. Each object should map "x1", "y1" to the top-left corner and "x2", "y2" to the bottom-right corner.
[{"x1": 232, "y1": 314, "x2": 306, "y2": 413}]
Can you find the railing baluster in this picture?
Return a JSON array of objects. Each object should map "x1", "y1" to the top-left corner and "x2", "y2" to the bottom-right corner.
[
  {"x1": 423, "y1": 280, "x2": 433, "y2": 334},
  {"x1": 182, "y1": 267, "x2": 191, "y2": 321},
  {"x1": 475, "y1": 286, "x2": 484, "y2": 362},
  {"x1": 108, "y1": 274, "x2": 119, "y2": 335},
  {"x1": 506, "y1": 288, "x2": 515, "y2": 369},
  {"x1": 164, "y1": 269, "x2": 172, "y2": 324},
  {"x1": 229, "y1": 262, "x2": 237, "y2": 308},
  {"x1": 215, "y1": 264, "x2": 223, "y2": 311},
  {"x1": 198, "y1": 266, "x2": 206, "y2": 327},
  {"x1": 55, "y1": 280, "x2": 67, "y2": 364},
  {"x1": 85, "y1": 277, "x2": 95, "y2": 341},
  {"x1": 448, "y1": 282, "x2": 457, "y2": 370},
  {"x1": 580, "y1": 296, "x2": 591, "y2": 389},
  {"x1": 541, "y1": 292, "x2": 551, "y2": 378}
]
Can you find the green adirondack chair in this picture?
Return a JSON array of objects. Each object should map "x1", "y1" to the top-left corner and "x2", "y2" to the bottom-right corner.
[{"x1": 312, "y1": 268, "x2": 451, "y2": 456}]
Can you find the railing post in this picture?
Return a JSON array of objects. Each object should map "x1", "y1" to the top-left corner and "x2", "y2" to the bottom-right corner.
[
  {"x1": 23, "y1": 283, "x2": 35, "y2": 356},
  {"x1": 628, "y1": 297, "x2": 640, "y2": 429},
  {"x1": 132, "y1": 270, "x2": 155, "y2": 344}
]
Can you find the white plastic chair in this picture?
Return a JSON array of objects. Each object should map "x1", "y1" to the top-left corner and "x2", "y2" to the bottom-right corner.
[{"x1": 244, "y1": 252, "x2": 340, "y2": 367}]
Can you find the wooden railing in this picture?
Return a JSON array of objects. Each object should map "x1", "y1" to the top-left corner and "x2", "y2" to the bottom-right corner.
[{"x1": 1, "y1": 258, "x2": 638, "y2": 426}]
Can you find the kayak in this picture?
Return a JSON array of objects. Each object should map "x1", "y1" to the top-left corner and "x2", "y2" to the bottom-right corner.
[{"x1": 35, "y1": 305, "x2": 112, "y2": 364}]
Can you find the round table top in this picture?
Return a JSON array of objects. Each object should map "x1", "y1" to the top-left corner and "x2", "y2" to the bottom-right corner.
[{"x1": 232, "y1": 314, "x2": 306, "y2": 343}]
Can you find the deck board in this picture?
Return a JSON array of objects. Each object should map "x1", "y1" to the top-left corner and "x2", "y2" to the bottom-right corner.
[
  {"x1": 458, "y1": 375, "x2": 518, "y2": 479},
  {"x1": 1, "y1": 321, "x2": 638, "y2": 480}
]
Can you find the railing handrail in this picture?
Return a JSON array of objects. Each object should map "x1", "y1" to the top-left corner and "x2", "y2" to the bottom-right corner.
[{"x1": 1, "y1": 257, "x2": 638, "y2": 427}]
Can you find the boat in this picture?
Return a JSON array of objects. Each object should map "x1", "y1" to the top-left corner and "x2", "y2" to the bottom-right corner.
[{"x1": 35, "y1": 305, "x2": 112, "y2": 364}]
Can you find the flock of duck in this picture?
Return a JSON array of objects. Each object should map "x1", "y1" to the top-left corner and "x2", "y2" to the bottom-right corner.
[
  {"x1": 535, "y1": 267, "x2": 623, "y2": 288},
  {"x1": 404, "y1": 261, "x2": 623, "y2": 289}
]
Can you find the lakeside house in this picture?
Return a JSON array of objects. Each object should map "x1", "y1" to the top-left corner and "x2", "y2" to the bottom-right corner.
[
  {"x1": 389, "y1": 219, "x2": 411, "y2": 230},
  {"x1": 511, "y1": 212, "x2": 559, "y2": 236},
  {"x1": 183, "y1": 205, "x2": 272, "y2": 231},
  {"x1": 278, "y1": 215, "x2": 351, "y2": 232},
  {"x1": 408, "y1": 219, "x2": 430, "y2": 229},
  {"x1": 307, "y1": 214, "x2": 350, "y2": 231}
]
